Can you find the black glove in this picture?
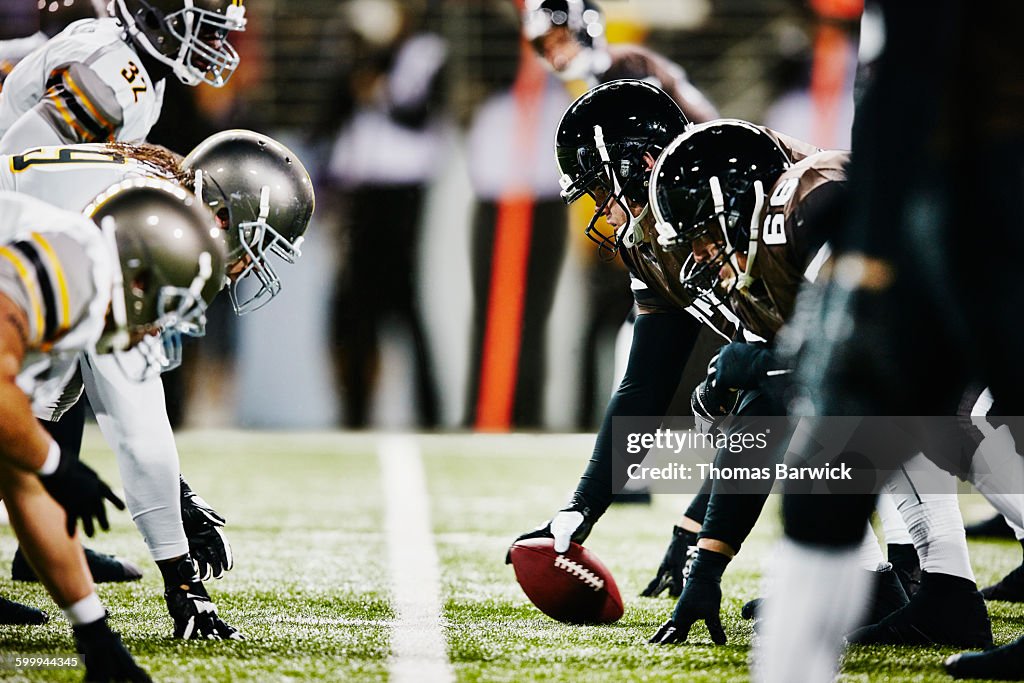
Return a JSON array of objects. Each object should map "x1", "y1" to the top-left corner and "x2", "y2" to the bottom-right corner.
[
  {"x1": 180, "y1": 476, "x2": 232, "y2": 580},
  {"x1": 649, "y1": 549, "x2": 729, "y2": 645},
  {"x1": 712, "y1": 341, "x2": 778, "y2": 392},
  {"x1": 641, "y1": 526, "x2": 697, "y2": 598},
  {"x1": 163, "y1": 558, "x2": 243, "y2": 640},
  {"x1": 41, "y1": 461, "x2": 125, "y2": 537},
  {"x1": 691, "y1": 378, "x2": 738, "y2": 433},
  {"x1": 73, "y1": 615, "x2": 152, "y2": 682},
  {"x1": 506, "y1": 493, "x2": 594, "y2": 564}
]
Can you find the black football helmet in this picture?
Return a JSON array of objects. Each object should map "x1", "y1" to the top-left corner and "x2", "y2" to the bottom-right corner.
[
  {"x1": 555, "y1": 79, "x2": 689, "y2": 257},
  {"x1": 649, "y1": 120, "x2": 790, "y2": 300},
  {"x1": 523, "y1": 0, "x2": 606, "y2": 81},
  {"x1": 113, "y1": 0, "x2": 246, "y2": 87}
]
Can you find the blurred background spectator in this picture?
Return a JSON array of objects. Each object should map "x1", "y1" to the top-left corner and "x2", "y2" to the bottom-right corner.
[
  {"x1": 312, "y1": 0, "x2": 447, "y2": 429},
  {"x1": 462, "y1": 14, "x2": 570, "y2": 431},
  {"x1": 521, "y1": 0, "x2": 723, "y2": 429}
]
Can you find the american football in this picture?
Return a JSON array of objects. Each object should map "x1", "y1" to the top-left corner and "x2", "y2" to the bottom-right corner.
[
  {"x1": 509, "y1": 538, "x2": 624, "y2": 624},
  {"x1": 1, "y1": 0, "x2": 1022, "y2": 682}
]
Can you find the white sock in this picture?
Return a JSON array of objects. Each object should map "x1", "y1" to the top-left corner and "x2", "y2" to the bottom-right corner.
[
  {"x1": 755, "y1": 539, "x2": 871, "y2": 683},
  {"x1": 62, "y1": 592, "x2": 106, "y2": 626},
  {"x1": 886, "y1": 454, "x2": 975, "y2": 581},
  {"x1": 877, "y1": 493, "x2": 912, "y2": 545},
  {"x1": 857, "y1": 522, "x2": 886, "y2": 570}
]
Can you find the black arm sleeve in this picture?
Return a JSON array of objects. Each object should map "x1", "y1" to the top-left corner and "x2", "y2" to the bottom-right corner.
[{"x1": 574, "y1": 310, "x2": 702, "y2": 519}]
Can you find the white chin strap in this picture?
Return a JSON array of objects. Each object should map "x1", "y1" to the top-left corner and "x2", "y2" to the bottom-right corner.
[{"x1": 736, "y1": 180, "x2": 766, "y2": 291}]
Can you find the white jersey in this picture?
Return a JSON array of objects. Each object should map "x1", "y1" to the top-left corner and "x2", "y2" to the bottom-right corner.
[
  {"x1": 0, "y1": 148, "x2": 192, "y2": 562},
  {"x1": 0, "y1": 143, "x2": 171, "y2": 210},
  {"x1": 0, "y1": 18, "x2": 165, "y2": 151},
  {"x1": 0, "y1": 32, "x2": 48, "y2": 93},
  {"x1": 0, "y1": 191, "x2": 113, "y2": 407}
]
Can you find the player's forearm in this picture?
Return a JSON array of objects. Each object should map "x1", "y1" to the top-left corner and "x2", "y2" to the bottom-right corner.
[
  {"x1": 0, "y1": 460, "x2": 93, "y2": 606},
  {"x1": 0, "y1": 381, "x2": 53, "y2": 472},
  {"x1": 575, "y1": 311, "x2": 701, "y2": 518}
]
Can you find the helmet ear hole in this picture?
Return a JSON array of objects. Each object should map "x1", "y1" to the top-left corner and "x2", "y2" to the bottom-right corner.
[
  {"x1": 142, "y1": 8, "x2": 163, "y2": 31},
  {"x1": 130, "y1": 271, "x2": 150, "y2": 300}
]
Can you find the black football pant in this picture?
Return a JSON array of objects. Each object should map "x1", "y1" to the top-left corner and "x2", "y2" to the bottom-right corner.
[
  {"x1": 575, "y1": 310, "x2": 702, "y2": 517},
  {"x1": 683, "y1": 390, "x2": 789, "y2": 554},
  {"x1": 40, "y1": 397, "x2": 87, "y2": 465}
]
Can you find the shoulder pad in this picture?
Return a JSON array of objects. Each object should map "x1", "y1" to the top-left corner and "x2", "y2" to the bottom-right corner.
[{"x1": 38, "y1": 61, "x2": 125, "y2": 144}]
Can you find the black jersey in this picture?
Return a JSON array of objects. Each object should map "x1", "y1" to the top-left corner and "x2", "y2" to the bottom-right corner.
[{"x1": 729, "y1": 150, "x2": 848, "y2": 340}]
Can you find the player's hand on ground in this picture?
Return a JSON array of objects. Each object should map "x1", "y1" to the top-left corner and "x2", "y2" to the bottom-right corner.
[
  {"x1": 164, "y1": 558, "x2": 243, "y2": 640},
  {"x1": 506, "y1": 493, "x2": 594, "y2": 563},
  {"x1": 41, "y1": 461, "x2": 125, "y2": 537},
  {"x1": 641, "y1": 526, "x2": 697, "y2": 598},
  {"x1": 649, "y1": 576, "x2": 726, "y2": 645},
  {"x1": 181, "y1": 476, "x2": 233, "y2": 580}
]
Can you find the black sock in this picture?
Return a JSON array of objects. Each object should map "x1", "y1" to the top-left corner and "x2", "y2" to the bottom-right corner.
[
  {"x1": 72, "y1": 613, "x2": 111, "y2": 638},
  {"x1": 919, "y1": 571, "x2": 978, "y2": 594}
]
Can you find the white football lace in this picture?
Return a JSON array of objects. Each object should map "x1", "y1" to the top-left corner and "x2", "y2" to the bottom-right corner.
[{"x1": 553, "y1": 555, "x2": 605, "y2": 592}]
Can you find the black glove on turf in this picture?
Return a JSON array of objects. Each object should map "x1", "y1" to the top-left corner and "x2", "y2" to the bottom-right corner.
[
  {"x1": 641, "y1": 526, "x2": 697, "y2": 598},
  {"x1": 649, "y1": 549, "x2": 730, "y2": 645}
]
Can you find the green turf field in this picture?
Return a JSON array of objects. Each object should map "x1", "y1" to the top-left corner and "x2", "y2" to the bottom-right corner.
[{"x1": 0, "y1": 429, "x2": 1020, "y2": 682}]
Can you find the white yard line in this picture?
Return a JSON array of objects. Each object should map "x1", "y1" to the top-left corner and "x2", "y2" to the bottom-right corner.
[{"x1": 379, "y1": 435, "x2": 454, "y2": 683}]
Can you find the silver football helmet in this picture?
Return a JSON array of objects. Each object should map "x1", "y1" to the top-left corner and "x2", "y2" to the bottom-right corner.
[{"x1": 182, "y1": 129, "x2": 314, "y2": 314}]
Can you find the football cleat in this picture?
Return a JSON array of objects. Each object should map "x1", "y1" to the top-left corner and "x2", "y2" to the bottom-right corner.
[
  {"x1": 0, "y1": 595, "x2": 48, "y2": 625},
  {"x1": 13, "y1": 547, "x2": 142, "y2": 584},
  {"x1": 73, "y1": 615, "x2": 151, "y2": 682},
  {"x1": 945, "y1": 634, "x2": 1024, "y2": 680},
  {"x1": 847, "y1": 572, "x2": 993, "y2": 648},
  {"x1": 964, "y1": 514, "x2": 1017, "y2": 540},
  {"x1": 743, "y1": 564, "x2": 909, "y2": 628},
  {"x1": 164, "y1": 559, "x2": 243, "y2": 640},
  {"x1": 981, "y1": 563, "x2": 1024, "y2": 603}
]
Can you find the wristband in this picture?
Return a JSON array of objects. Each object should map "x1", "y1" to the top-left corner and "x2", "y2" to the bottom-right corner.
[{"x1": 37, "y1": 440, "x2": 61, "y2": 477}]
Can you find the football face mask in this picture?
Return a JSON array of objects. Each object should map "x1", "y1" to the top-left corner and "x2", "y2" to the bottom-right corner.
[
  {"x1": 114, "y1": 251, "x2": 214, "y2": 382},
  {"x1": 557, "y1": 131, "x2": 650, "y2": 259}
]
